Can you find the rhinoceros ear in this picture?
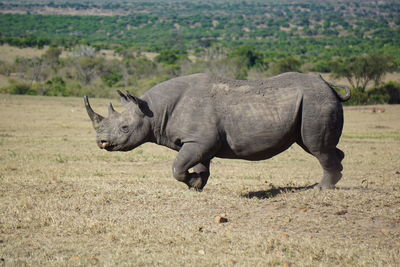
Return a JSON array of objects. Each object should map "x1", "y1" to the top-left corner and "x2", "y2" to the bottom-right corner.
[
  {"x1": 126, "y1": 92, "x2": 145, "y2": 108},
  {"x1": 116, "y1": 90, "x2": 153, "y2": 117},
  {"x1": 117, "y1": 90, "x2": 146, "y2": 110},
  {"x1": 117, "y1": 90, "x2": 130, "y2": 106}
]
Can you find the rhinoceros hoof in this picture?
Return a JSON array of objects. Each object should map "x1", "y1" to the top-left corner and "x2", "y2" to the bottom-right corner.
[{"x1": 187, "y1": 177, "x2": 204, "y2": 191}]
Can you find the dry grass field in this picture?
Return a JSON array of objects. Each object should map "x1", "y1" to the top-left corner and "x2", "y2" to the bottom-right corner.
[{"x1": 0, "y1": 94, "x2": 399, "y2": 266}]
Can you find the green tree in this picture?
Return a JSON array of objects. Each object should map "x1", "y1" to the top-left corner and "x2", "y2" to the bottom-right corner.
[
  {"x1": 228, "y1": 45, "x2": 263, "y2": 69},
  {"x1": 155, "y1": 50, "x2": 186, "y2": 65},
  {"x1": 331, "y1": 54, "x2": 397, "y2": 91},
  {"x1": 270, "y1": 57, "x2": 302, "y2": 75}
]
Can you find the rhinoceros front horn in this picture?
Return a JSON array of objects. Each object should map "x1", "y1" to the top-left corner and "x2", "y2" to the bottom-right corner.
[{"x1": 84, "y1": 96, "x2": 104, "y2": 128}]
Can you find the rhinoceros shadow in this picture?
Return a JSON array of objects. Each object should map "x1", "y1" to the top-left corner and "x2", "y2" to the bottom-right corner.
[{"x1": 241, "y1": 183, "x2": 317, "y2": 200}]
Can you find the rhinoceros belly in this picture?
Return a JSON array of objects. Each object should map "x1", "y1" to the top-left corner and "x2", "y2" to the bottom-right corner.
[{"x1": 216, "y1": 87, "x2": 302, "y2": 160}]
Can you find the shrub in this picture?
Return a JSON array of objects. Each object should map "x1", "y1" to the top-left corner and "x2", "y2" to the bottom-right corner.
[
  {"x1": 2, "y1": 82, "x2": 37, "y2": 95},
  {"x1": 344, "y1": 81, "x2": 400, "y2": 105},
  {"x1": 43, "y1": 77, "x2": 68, "y2": 96},
  {"x1": 0, "y1": 61, "x2": 15, "y2": 76},
  {"x1": 270, "y1": 57, "x2": 302, "y2": 75},
  {"x1": 155, "y1": 50, "x2": 182, "y2": 65},
  {"x1": 312, "y1": 61, "x2": 332, "y2": 73},
  {"x1": 369, "y1": 81, "x2": 400, "y2": 104},
  {"x1": 345, "y1": 87, "x2": 369, "y2": 105},
  {"x1": 102, "y1": 73, "x2": 123, "y2": 87}
]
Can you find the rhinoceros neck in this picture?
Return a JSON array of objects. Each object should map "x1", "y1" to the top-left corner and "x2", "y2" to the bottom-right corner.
[{"x1": 141, "y1": 91, "x2": 180, "y2": 150}]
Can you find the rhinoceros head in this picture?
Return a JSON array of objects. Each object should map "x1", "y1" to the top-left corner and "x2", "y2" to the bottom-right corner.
[{"x1": 84, "y1": 91, "x2": 152, "y2": 151}]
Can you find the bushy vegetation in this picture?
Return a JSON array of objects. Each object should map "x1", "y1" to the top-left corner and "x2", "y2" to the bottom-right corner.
[
  {"x1": 329, "y1": 54, "x2": 399, "y2": 105},
  {"x1": 345, "y1": 81, "x2": 400, "y2": 106},
  {"x1": 0, "y1": 45, "x2": 399, "y2": 104}
]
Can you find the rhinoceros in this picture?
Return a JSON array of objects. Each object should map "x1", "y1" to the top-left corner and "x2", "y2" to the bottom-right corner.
[{"x1": 84, "y1": 72, "x2": 350, "y2": 190}]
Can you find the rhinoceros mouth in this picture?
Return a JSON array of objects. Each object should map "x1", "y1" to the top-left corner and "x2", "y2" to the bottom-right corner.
[
  {"x1": 103, "y1": 143, "x2": 129, "y2": 152},
  {"x1": 104, "y1": 146, "x2": 116, "y2": 151},
  {"x1": 98, "y1": 140, "x2": 116, "y2": 151}
]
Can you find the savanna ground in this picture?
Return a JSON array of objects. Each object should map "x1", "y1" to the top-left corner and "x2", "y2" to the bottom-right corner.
[{"x1": 0, "y1": 94, "x2": 399, "y2": 266}]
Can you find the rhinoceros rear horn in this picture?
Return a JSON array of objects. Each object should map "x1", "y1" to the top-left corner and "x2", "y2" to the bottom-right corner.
[
  {"x1": 84, "y1": 96, "x2": 104, "y2": 128},
  {"x1": 108, "y1": 102, "x2": 118, "y2": 116}
]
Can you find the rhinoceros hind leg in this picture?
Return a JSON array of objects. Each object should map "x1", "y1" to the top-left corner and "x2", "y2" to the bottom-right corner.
[{"x1": 313, "y1": 148, "x2": 344, "y2": 189}]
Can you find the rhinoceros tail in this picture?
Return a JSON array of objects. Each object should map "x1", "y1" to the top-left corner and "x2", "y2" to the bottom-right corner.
[{"x1": 319, "y1": 75, "x2": 351, "y2": 102}]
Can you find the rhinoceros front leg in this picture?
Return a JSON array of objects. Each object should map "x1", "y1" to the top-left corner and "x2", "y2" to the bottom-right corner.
[
  {"x1": 193, "y1": 161, "x2": 211, "y2": 188},
  {"x1": 172, "y1": 143, "x2": 212, "y2": 191}
]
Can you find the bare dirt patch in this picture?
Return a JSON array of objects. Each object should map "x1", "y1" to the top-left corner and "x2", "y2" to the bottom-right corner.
[{"x1": 0, "y1": 95, "x2": 399, "y2": 266}]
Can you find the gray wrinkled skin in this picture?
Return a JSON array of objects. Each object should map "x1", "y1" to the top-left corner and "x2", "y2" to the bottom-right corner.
[{"x1": 84, "y1": 72, "x2": 350, "y2": 191}]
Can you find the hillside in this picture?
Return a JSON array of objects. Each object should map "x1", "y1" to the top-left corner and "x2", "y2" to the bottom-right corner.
[{"x1": 1, "y1": 0, "x2": 399, "y2": 63}]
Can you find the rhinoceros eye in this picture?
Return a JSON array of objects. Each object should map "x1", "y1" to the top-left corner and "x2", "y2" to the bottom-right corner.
[{"x1": 120, "y1": 125, "x2": 130, "y2": 133}]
